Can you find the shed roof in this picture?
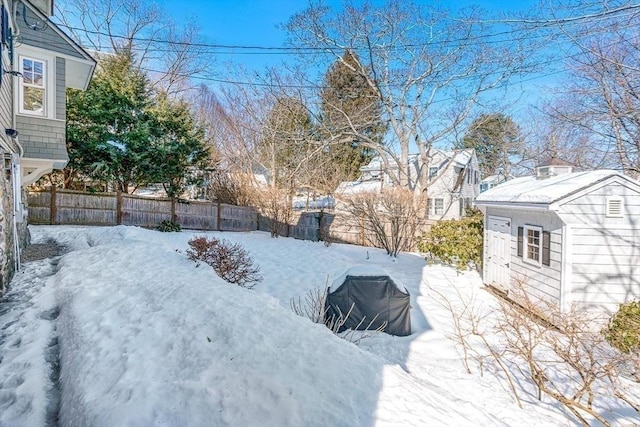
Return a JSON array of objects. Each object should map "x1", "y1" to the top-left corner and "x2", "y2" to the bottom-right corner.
[{"x1": 475, "y1": 170, "x2": 637, "y2": 206}]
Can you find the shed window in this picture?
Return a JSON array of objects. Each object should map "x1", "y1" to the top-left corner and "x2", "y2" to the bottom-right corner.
[
  {"x1": 605, "y1": 197, "x2": 624, "y2": 218},
  {"x1": 518, "y1": 225, "x2": 551, "y2": 267}
]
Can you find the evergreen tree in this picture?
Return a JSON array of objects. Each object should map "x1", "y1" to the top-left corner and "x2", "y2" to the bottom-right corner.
[
  {"x1": 146, "y1": 92, "x2": 210, "y2": 198},
  {"x1": 461, "y1": 113, "x2": 523, "y2": 179},
  {"x1": 65, "y1": 50, "x2": 209, "y2": 195},
  {"x1": 319, "y1": 50, "x2": 386, "y2": 180}
]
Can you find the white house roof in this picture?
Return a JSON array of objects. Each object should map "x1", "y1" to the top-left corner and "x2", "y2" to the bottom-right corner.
[
  {"x1": 360, "y1": 149, "x2": 473, "y2": 172},
  {"x1": 336, "y1": 180, "x2": 381, "y2": 195},
  {"x1": 476, "y1": 170, "x2": 632, "y2": 206},
  {"x1": 481, "y1": 174, "x2": 509, "y2": 185},
  {"x1": 451, "y1": 149, "x2": 473, "y2": 167}
]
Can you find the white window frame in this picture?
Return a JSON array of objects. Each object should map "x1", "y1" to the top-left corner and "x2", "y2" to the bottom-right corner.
[
  {"x1": 434, "y1": 198, "x2": 444, "y2": 215},
  {"x1": 428, "y1": 166, "x2": 438, "y2": 179},
  {"x1": 523, "y1": 225, "x2": 542, "y2": 266},
  {"x1": 16, "y1": 48, "x2": 55, "y2": 119}
]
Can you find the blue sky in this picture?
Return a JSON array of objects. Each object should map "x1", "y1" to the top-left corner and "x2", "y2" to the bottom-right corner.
[{"x1": 159, "y1": 0, "x2": 542, "y2": 71}]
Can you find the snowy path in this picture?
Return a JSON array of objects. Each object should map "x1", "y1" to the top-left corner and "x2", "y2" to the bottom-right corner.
[{"x1": 0, "y1": 244, "x2": 64, "y2": 427}]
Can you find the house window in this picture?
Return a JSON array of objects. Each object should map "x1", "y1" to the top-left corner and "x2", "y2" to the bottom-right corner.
[
  {"x1": 429, "y1": 166, "x2": 438, "y2": 179},
  {"x1": 474, "y1": 171, "x2": 479, "y2": 185},
  {"x1": 466, "y1": 169, "x2": 471, "y2": 184},
  {"x1": 517, "y1": 225, "x2": 551, "y2": 267},
  {"x1": 20, "y1": 56, "x2": 47, "y2": 116},
  {"x1": 434, "y1": 198, "x2": 444, "y2": 215},
  {"x1": 605, "y1": 197, "x2": 624, "y2": 218}
]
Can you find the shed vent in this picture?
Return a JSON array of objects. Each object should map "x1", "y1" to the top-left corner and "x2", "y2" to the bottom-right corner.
[{"x1": 605, "y1": 197, "x2": 624, "y2": 218}]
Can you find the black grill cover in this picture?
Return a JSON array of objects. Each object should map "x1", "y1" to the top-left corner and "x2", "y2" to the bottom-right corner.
[{"x1": 325, "y1": 275, "x2": 411, "y2": 336}]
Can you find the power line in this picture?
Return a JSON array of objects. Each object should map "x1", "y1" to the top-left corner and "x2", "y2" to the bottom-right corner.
[{"x1": 55, "y1": 5, "x2": 639, "y2": 56}]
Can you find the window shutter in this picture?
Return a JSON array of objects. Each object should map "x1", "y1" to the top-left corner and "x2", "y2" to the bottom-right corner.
[
  {"x1": 517, "y1": 227, "x2": 523, "y2": 257},
  {"x1": 542, "y1": 231, "x2": 551, "y2": 266}
]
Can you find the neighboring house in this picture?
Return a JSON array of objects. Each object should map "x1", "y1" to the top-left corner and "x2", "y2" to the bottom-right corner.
[
  {"x1": 425, "y1": 148, "x2": 480, "y2": 221},
  {"x1": 476, "y1": 162, "x2": 640, "y2": 317},
  {"x1": 338, "y1": 148, "x2": 480, "y2": 221},
  {"x1": 480, "y1": 174, "x2": 513, "y2": 193},
  {"x1": 0, "y1": 0, "x2": 95, "y2": 290}
]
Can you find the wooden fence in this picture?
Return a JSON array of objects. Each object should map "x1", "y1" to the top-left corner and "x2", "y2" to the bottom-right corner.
[
  {"x1": 27, "y1": 187, "x2": 257, "y2": 231},
  {"x1": 27, "y1": 187, "x2": 428, "y2": 250}
]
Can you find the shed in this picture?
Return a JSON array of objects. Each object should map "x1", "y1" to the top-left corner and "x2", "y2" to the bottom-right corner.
[
  {"x1": 476, "y1": 167, "x2": 640, "y2": 316},
  {"x1": 325, "y1": 267, "x2": 411, "y2": 336}
]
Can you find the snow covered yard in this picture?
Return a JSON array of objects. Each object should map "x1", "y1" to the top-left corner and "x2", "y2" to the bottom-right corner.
[{"x1": 0, "y1": 225, "x2": 636, "y2": 426}]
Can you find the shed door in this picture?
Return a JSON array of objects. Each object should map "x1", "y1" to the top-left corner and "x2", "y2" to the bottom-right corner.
[{"x1": 486, "y1": 216, "x2": 511, "y2": 291}]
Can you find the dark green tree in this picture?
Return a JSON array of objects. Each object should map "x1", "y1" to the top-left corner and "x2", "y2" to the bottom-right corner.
[
  {"x1": 66, "y1": 50, "x2": 153, "y2": 192},
  {"x1": 65, "y1": 50, "x2": 209, "y2": 195},
  {"x1": 319, "y1": 50, "x2": 386, "y2": 180},
  {"x1": 146, "y1": 92, "x2": 210, "y2": 198},
  {"x1": 461, "y1": 113, "x2": 523, "y2": 179}
]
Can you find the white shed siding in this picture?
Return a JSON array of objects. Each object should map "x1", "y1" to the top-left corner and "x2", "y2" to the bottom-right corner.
[
  {"x1": 557, "y1": 181, "x2": 640, "y2": 226},
  {"x1": 570, "y1": 226, "x2": 640, "y2": 313},
  {"x1": 556, "y1": 183, "x2": 640, "y2": 313},
  {"x1": 484, "y1": 207, "x2": 564, "y2": 308}
]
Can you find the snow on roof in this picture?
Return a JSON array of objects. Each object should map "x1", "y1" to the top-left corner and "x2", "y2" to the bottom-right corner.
[
  {"x1": 481, "y1": 175, "x2": 502, "y2": 185},
  {"x1": 476, "y1": 170, "x2": 624, "y2": 205},
  {"x1": 336, "y1": 180, "x2": 381, "y2": 195},
  {"x1": 360, "y1": 149, "x2": 474, "y2": 172},
  {"x1": 330, "y1": 266, "x2": 407, "y2": 293},
  {"x1": 451, "y1": 149, "x2": 473, "y2": 167}
]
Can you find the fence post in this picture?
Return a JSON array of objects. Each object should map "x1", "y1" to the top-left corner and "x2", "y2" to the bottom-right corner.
[
  {"x1": 50, "y1": 186, "x2": 57, "y2": 225},
  {"x1": 116, "y1": 190, "x2": 123, "y2": 225},
  {"x1": 216, "y1": 200, "x2": 222, "y2": 231},
  {"x1": 171, "y1": 198, "x2": 177, "y2": 223}
]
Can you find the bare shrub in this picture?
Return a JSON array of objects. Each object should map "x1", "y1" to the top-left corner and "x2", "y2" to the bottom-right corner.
[
  {"x1": 428, "y1": 280, "x2": 523, "y2": 408},
  {"x1": 492, "y1": 286, "x2": 639, "y2": 426},
  {"x1": 290, "y1": 282, "x2": 387, "y2": 344},
  {"x1": 339, "y1": 188, "x2": 425, "y2": 256},
  {"x1": 207, "y1": 170, "x2": 257, "y2": 206},
  {"x1": 187, "y1": 236, "x2": 262, "y2": 289},
  {"x1": 258, "y1": 186, "x2": 293, "y2": 238},
  {"x1": 431, "y1": 275, "x2": 640, "y2": 424}
]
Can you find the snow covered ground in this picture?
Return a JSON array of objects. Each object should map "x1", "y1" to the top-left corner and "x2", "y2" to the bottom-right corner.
[{"x1": 0, "y1": 225, "x2": 636, "y2": 426}]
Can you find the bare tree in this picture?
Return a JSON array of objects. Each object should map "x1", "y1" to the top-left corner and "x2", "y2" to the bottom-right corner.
[
  {"x1": 286, "y1": 1, "x2": 535, "y2": 203},
  {"x1": 55, "y1": 0, "x2": 212, "y2": 97},
  {"x1": 530, "y1": 1, "x2": 640, "y2": 178},
  {"x1": 339, "y1": 188, "x2": 425, "y2": 256}
]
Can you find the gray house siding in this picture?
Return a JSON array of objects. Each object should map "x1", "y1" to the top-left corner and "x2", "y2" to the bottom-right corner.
[
  {"x1": 17, "y1": 115, "x2": 68, "y2": 162},
  {"x1": 557, "y1": 183, "x2": 640, "y2": 313},
  {"x1": 17, "y1": 6, "x2": 85, "y2": 59},
  {"x1": 484, "y1": 206, "x2": 564, "y2": 308},
  {"x1": 56, "y1": 57, "x2": 66, "y2": 119},
  {"x1": 0, "y1": 58, "x2": 11, "y2": 131},
  {"x1": 17, "y1": 57, "x2": 67, "y2": 162}
]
